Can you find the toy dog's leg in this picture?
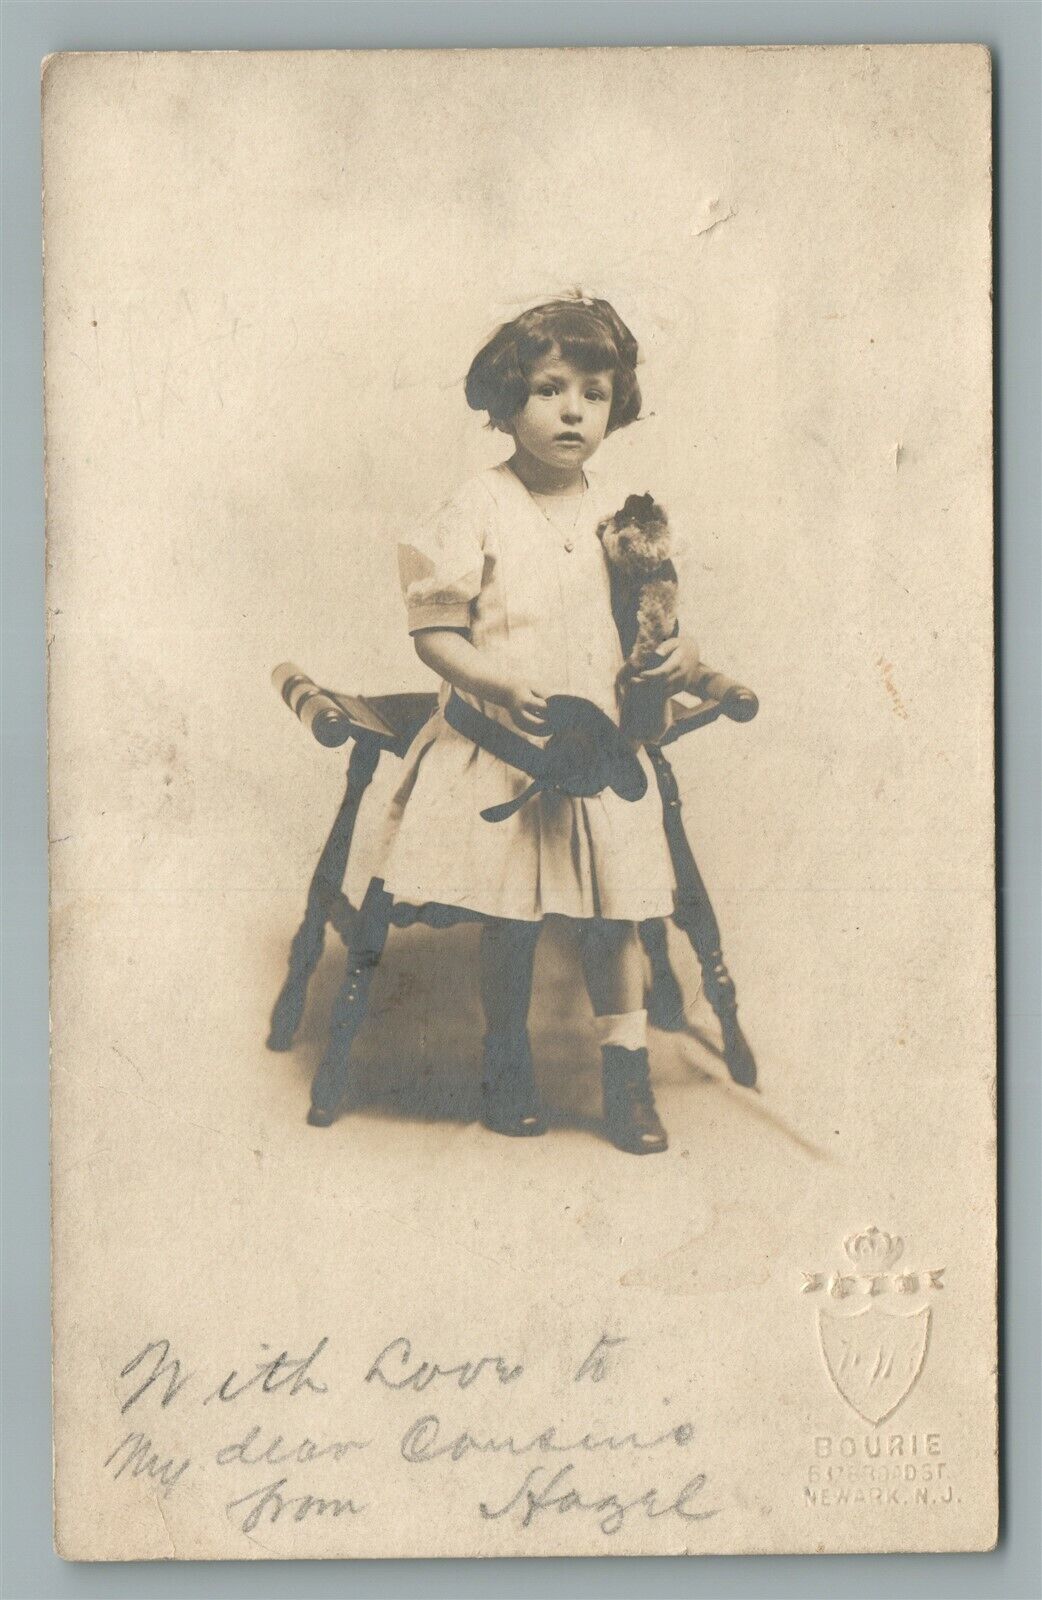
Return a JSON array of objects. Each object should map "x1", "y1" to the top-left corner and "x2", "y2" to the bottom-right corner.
[
  {"x1": 307, "y1": 875, "x2": 392, "y2": 1126},
  {"x1": 639, "y1": 918, "x2": 687, "y2": 1032},
  {"x1": 646, "y1": 747, "x2": 758, "y2": 1088},
  {"x1": 268, "y1": 737, "x2": 381, "y2": 1052}
]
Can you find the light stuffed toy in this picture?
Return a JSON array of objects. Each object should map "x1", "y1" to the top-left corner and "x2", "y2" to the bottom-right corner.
[{"x1": 596, "y1": 492, "x2": 680, "y2": 740}]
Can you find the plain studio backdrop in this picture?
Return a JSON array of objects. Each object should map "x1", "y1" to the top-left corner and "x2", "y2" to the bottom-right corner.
[{"x1": 45, "y1": 48, "x2": 995, "y2": 1556}]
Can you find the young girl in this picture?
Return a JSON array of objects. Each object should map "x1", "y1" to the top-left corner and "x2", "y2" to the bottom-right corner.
[{"x1": 370, "y1": 297, "x2": 700, "y2": 1153}]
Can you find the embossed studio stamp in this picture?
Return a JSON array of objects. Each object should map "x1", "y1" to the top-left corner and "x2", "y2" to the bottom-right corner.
[{"x1": 802, "y1": 1229, "x2": 945, "y2": 1425}]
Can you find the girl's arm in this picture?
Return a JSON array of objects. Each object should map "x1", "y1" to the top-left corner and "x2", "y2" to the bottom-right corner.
[{"x1": 413, "y1": 629, "x2": 548, "y2": 734}]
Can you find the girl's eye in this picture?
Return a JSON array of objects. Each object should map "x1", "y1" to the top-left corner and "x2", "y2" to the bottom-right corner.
[
  {"x1": 586, "y1": 390, "x2": 607, "y2": 402},
  {"x1": 536, "y1": 384, "x2": 557, "y2": 397}
]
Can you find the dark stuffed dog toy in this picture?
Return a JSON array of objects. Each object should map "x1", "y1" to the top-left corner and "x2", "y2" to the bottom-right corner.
[
  {"x1": 597, "y1": 494, "x2": 680, "y2": 740},
  {"x1": 596, "y1": 492, "x2": 679, "y2": 679}
]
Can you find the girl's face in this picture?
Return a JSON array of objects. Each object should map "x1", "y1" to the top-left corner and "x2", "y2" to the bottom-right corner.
[{"x1": 507, "y1": 350, "x2": 614, "y2": 471}]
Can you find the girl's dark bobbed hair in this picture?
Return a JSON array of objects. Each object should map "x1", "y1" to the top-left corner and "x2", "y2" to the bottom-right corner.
[{"x1": 464, "y1": 296, "x2": 641, "y2": 435}]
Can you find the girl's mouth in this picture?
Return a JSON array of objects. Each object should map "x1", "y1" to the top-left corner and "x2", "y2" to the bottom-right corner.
[{"x1": 555, "y1": 434, "x2": 584, "y2": 445}]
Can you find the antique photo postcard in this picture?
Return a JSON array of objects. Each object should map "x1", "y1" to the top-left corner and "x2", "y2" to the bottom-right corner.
[{"x1": 45, "y1": 45, "x2": 996, "y2": 1558}]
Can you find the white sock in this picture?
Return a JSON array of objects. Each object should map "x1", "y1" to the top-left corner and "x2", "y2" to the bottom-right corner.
[{"x1": 595, "y1": 1009, "x2": 648, "y2": 1052}]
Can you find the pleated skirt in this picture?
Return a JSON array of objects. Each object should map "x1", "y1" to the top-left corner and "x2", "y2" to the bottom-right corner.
[{"x1": 355, "y1": 708, "x2": 677, "y2": 924}]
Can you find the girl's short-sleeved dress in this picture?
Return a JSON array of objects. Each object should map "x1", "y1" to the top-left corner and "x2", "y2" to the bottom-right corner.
[{"x1": 366, "y1": 460, "x2": 677, "y2": 924}]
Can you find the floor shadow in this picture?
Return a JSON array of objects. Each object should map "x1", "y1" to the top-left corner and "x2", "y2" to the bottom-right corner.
[
  {"x1": 673, "y1": 1027, "x2": 829, "y2": 1161},
  {"x1": 263, "y1": 917, "x2": 825, "y2": 1158},
  {"x1": 266, "y1": 918, "x2": 610, "y2": 1135},
  {"x1": 344, "y1": 1066, "x2": 607, "y2": 1139}
]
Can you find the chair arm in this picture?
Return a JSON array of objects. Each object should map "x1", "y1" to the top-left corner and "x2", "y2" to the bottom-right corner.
[
  {"x1": 272, "y1": 663, "x2": 354, "y2": 747},
  {"x1": 689, "y1": 666, "x2": 759, "y2": 722},
  {"x1": 657, "y1": 666, "x2": 759, "y2": 745}
]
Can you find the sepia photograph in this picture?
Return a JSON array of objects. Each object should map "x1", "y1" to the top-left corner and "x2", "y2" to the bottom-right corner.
[{"x1": 44, "y1": 45, "x2": 996, "y2": 1559}]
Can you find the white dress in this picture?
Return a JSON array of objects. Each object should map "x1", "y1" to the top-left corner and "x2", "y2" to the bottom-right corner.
[{"x1": 366, "y1": 460, "x2": 677, "y2": 924}]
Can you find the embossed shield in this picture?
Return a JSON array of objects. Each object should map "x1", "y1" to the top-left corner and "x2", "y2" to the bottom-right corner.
[{"x1": 818, "y1": 1306, "x2": 931, "y2": 1424}]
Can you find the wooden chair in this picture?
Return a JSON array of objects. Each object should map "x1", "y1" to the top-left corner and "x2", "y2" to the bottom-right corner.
[{"x1": 267, "y1": 663, "x2": 760, "y2": 1124}]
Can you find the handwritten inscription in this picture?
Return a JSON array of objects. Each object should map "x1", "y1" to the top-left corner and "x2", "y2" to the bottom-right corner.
[
  {"x1": 204, "y1": 1338, "x2": 330, "y2": 1404},
  {"x1": 364, "y1": 1336, "x2": 524, "y2": 1392},
  {"x1": 117, "y1": 1337, "x2": 332, "y2": 1414},
  {"x1": 574, "y1": 1333, "x2": 626, "y2": 1384},
  {"x1": 103, "y1": 1431, "x2": 192, "y2": 1495},
  {"x1": 101, "y1": 1332, "x2": 719, "y2": 1544},
  {"x1": 226, "y1": 1477, "x2": 366, "y2": 1534},
  {"x1": 479, "y1": 1464, "x2": 717, "y2": 1535},
  {"x1": 400, "y1": 1412, "x2": 696, "y2": 1463},
  {"x1": 118, "y1": 1340, "x2": 194, "y2": 1414},
  {"x1": 215, "y1": 1424, "x2": 370, "y2": 1468}
]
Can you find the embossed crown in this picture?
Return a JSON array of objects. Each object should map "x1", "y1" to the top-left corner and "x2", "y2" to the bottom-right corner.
[{"x1": 844, "y1": 1226, "x2": 903, "y2": 1271}]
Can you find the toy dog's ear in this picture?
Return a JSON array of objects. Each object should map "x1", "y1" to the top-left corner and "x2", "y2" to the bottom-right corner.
[{"x1": 621, "y1": 492, "x2": 653, "y2": 523}]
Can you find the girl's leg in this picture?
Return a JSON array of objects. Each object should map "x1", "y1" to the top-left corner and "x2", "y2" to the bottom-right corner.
[
  {"x1": 579, "y1": 920, "x2": 668, "y2": 1155},
  {"x1": 480, "y1": 917, "x2": 540, "y2": 1034},
  {"x1": 579, "y1": 919, "x2": 645, "y2": 1018},
  {"x1": 478, "y1": 918, "x2": 545, "y2": 1136}
]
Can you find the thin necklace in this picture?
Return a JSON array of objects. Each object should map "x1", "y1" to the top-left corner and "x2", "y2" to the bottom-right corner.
[{"x1": 529, "y1": 473, "x2": 587, "y2": 534}]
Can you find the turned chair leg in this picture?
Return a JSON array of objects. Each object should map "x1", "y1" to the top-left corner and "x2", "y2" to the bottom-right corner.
[
  {"x1": 307, "y1": 877, "x2": 393, "y2": 1126},
  {"x1": 646, "y1": 747, "x2": 758, "y2": 1088},
  {"x1": 694, "y1": 950, "x2": 758, "y2": 1089},
  {"x1": 268, "y1": 738, "x2": 380, "y2": 1052},
  {"x1": 640, "y1": 918, "x2": 687, "y2": 1032}
]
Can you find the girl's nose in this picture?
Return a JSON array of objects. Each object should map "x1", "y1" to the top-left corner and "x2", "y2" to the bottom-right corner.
[{"x1": 561, "y1": 395, "x2": 583, "y2": 423}]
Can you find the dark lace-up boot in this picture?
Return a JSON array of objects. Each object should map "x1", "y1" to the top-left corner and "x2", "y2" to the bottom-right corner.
[
  {"x1": 481, "y1": 1030, "x2": 547, "y2": 1137},
  {"x1": 602, "y1": 1045, "x2": 668, "y2": 1154}
]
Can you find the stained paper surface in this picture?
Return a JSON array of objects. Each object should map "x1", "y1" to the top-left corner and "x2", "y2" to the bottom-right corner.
[{"x1": 46, "y1": 45, "x2": 996, "y2": 1558}]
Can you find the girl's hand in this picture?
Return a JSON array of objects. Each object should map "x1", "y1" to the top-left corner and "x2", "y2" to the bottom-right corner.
[
  {"x1": 632, "y1": 633, "x2": 701, "y2": 692},
  {"x1": 500, "y1": 681, "x2": 549, "y2": 734},
  {"x1": 413, "y1": 632, "x2": 548, "y2": 732}
]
